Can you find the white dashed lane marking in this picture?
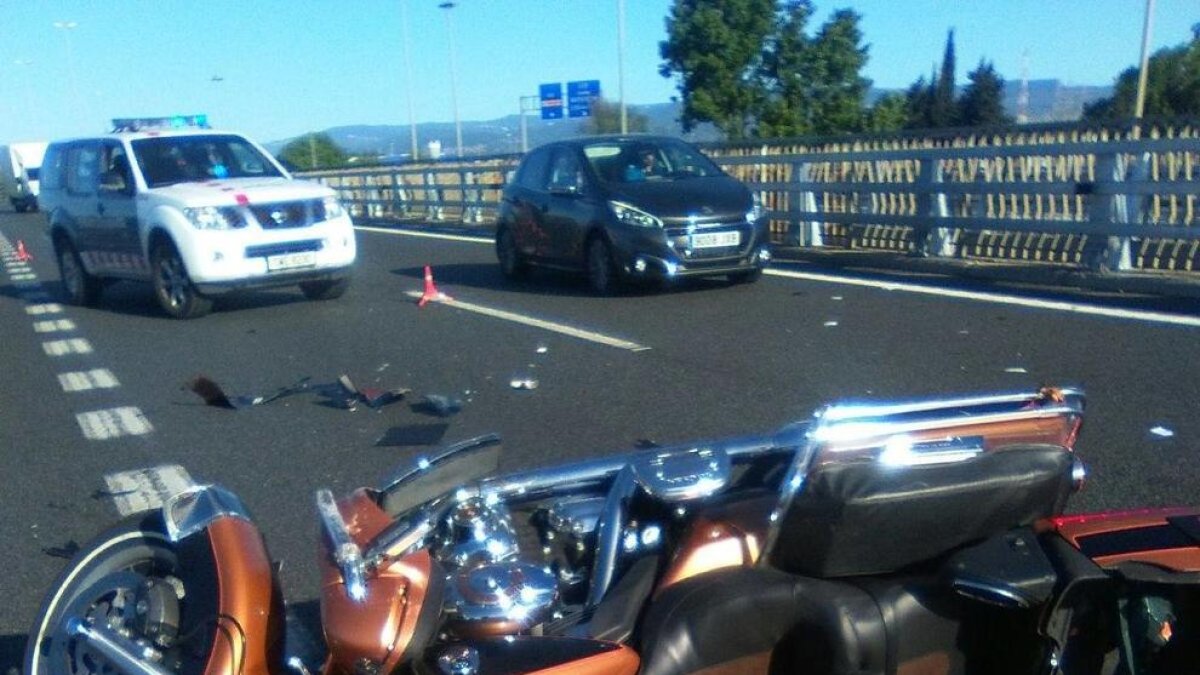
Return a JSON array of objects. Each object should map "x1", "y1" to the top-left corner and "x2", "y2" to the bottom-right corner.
[
  {"x1": 104, "y1": 465, "x2": 194, "y2": 515},
  {"x1": 76, "y1": 407, "x2": 154, "y2": 440},
  {"x1": 58, "y1": 369, "x2": 121, "y2": 392},
  {"x1": 26, "y1": 303, "x2": 63, "y2": 315},
  {"x1": 33, "y1": 319, "x2": 77, "y2": 333},
  {"x1": 42, "y1": 338, "x2": 94, "y2": 356}
]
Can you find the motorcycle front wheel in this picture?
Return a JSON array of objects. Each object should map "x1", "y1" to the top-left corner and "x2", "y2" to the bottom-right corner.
[{"x1": 24, "y1": 512, "x2": 204, "y2": 675}]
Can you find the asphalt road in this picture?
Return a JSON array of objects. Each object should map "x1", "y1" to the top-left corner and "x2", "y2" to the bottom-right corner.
[{"x1": 2, "y1": 210, "x2": 1198, "y2": 669}]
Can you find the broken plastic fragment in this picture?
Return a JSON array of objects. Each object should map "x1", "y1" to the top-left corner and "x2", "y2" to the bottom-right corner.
[
  {"x1": 413, "y1": 394, "x2": 463, "y2": 417},
  {"x1": 338, "y1": 374, "x2": 411, "y2": 409},
  {"x1": 1149, "y1": 426, "x2": 1175, "y2": 439},
  {"x1": 1004, "y1": 367, "x2": 1029, "y2": 374},
  {"x1": 186, "y1": 374, "x2": 310, "y2": 409},
  {"x1": 823, "y1": 321, "x2": 839, "y2": 328},
  {"x1": 42, "y1": 540, "x2": 80, "y2": 559},
  {"x1": 510, "y1": 377, "x2": 539, "y2": 390},
  {"x1": 536, "y1": 344, "x2": 549, "y2": 354}
]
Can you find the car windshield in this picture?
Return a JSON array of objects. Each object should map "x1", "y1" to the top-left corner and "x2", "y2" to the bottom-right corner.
[
  {"x1": 583, "y1": 139, "x2": 724, "y2": 184},
  {"x1": 132, "y1": 134, "x2": 284, "y2": 188}
]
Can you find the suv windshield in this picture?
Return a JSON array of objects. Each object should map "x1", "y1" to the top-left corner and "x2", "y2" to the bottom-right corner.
[
  {"x1": 583, "y1": 139, "x2": 724, "y2": 184},
  {"x1": 132, "y1": 134, "x2": 284, "y2": 188}
]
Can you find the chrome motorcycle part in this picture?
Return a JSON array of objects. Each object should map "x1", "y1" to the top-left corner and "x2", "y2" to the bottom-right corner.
[
  {"x1": 64, "y1": 618, "x2": 174, "y2": 675},
  {"x1": 542, "y1": 497, "x2": 607, "y2": 573},
  {"x1": 436, "y1": 644, "x2": 480, "y2": 675},
  {"x1": 587, "y1": 465, "x2": 639, "y2": 609},
  {"x1": 631, "y1": 445, "x2": 731, "y2": 502},
  {"x1": 316, "y1": 489, "x2": 368, "y2": 602},
  {"x1": 163, "y1": 484, "x2": 252, "y2": 542},
  {"x1": 434, "y1": 497, "x2": 519, "y2": 569},
  {"x1": 379, "y1": 434, "x2": 502, "y2": 494},
  {"x1": 443, "y1": 562, "x2": 559, "y2": 637}
]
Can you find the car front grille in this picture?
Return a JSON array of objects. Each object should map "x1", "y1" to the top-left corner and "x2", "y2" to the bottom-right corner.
[
  {"x1": 665, "y1": 222, "x2": 752, "y2": 260},
  {"x1": 250, "y1": 199, "x2": 321, "y2": 229}
]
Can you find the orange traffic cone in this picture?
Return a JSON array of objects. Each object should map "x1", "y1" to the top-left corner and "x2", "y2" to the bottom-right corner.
[
  {"x1": 15, "y1": 240, "x2": 32, "y2": 262},
  {"x1": 417, "y1": 265, "x2": 452, "y2": 307}
]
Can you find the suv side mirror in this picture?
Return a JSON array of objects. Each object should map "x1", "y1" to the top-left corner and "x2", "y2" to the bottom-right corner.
[{"x1": 99, "y1": 171, "x2": 133, "y2": 197}]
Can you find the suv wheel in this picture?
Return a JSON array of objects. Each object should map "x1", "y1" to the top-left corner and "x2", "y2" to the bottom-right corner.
[
  {"x1": 586, "y1": 237, "x2": 621, "y2": 295},
  {"x1": 300, "y1": 278, "x2": 350, "y2": 301},
  {"x1": 152, "y1": 243, "x2": 212, "y2": 319},
  {"x1": 496, "y1": 226, "x2": 529, "y2": 280},
  {"x1": 57, "y1": 239, "x2": 102, "y2": 306}
]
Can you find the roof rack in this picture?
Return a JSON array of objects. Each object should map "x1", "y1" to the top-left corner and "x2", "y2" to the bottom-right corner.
[{"x1": 111, "y1": 115, "x2": 210, "y2": 133}]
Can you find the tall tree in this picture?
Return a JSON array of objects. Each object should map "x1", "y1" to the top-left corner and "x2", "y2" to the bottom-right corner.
[
  {"x1": 1084, "y1": 34, "x2": 1200, "y2": 121},
  {"x1": 929, "y1": 29, "x2": 957, "y2": 127},
  {"x1": 279, "y1": 133, "x2": 349, "y2": 170},
  {"x1": 903, "y1": 71, "x2": 935, "y2": 129},
  {"x1": 958, "y1": 60, "x2": 1011, "y2": 126},
  {"x1": 580, "y1": 98, "x2": 650, "y2": 134},
  {"x1": 758, "y1": 1, "x2": 817, "y2": 137},
  {"x1": 807, "y1": 8, "x2": 870, "y2": 134},
  {"x1": 865, "y1": 92, "x2": 909, "y2": 132},
  {"x1": 659, "y1": 0, "x2": 775, "y2": 139}
]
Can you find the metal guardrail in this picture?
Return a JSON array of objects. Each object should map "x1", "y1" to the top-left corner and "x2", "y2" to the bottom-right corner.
[{"x1": 302, "y1": 120, "x2": 1200, "y2": 276}]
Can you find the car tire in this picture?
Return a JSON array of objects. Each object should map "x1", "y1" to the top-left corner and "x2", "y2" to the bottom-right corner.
[
  {"x1": 57, "y1": 239, "x2": 102, "y2": 307},
  {"x1": 152, "y1": 242, "x2": 212, "y2": 319},
  {"x1": 300, "y1": 277, "x2": 350, "y2": 301},
  {"x1": 496, "y1": 226, "x2": 529, "y2": 280},
  {"x1": 586, "y1": 236, "x2": 621, "y2": 295},
  {"x1": 727, "y1": 269, "x2": 763, "y2": 285},
  {"x1": 13, "y1": 199, "x2": 27, "y2": 213}
]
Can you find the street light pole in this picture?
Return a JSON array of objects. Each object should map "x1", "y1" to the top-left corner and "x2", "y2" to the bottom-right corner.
[
  {"x1": 519, "y1": 95, "x2": 538, "y2": 153},
  {"x1": 400, "y1": 0, "x2": 420, "y2": 160},
  {"x1": 617, "y1": 0, "x2": 627, "y2": 134},
  {"x1": 438, "y1": 2, "x2": 463, "y2": 158},
  {"x1": 1133, "y1": 0, "x2": 1156, "y2": 126}
]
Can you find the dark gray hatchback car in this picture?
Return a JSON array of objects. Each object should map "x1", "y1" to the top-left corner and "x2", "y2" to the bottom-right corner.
[{"x1": 495, "y1": 135, "x2": 771, "y2": 293}]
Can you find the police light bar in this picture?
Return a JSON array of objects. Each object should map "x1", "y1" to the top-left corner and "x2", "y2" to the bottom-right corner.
[{"x1": 111, "y1": 115, "x2": 210, "y2": 133}]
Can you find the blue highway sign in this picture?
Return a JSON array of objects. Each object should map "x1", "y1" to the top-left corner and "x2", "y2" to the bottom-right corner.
[
  {"x1": 540, "y1": 83, "x2": 564, "y2": 120},
  {"x1": 567, "y1": 80, "x2": 601, "y2": 118}
]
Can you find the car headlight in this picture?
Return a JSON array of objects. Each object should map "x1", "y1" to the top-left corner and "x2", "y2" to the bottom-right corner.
[
  {"x1": 320, "y1": 196, "x2": 346, "y2": 221},
  {"x1": 183, "y1": 206, "x2": 246, "y2": 230},
  {"x1": 608, "y1": 200, "x2": 662, "y2": 229},
  {"x1": 746, "y1": 193, "x2": 768, "y2": 223}
]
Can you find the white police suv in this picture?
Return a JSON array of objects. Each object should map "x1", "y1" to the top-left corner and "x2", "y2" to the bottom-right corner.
[{"x1": 39, "y1": 116, "x2": 356, "y2": 318}]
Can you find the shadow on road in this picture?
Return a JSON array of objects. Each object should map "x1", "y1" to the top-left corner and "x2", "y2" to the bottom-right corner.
[
  {"x1": 0, "y1": 278, "x2": 315, "y2": 319},
  {"x1": 1, "y1": 633, "x2": 26, "y2": 672}
]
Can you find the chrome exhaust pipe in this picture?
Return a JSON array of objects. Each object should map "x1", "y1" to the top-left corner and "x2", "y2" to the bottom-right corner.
[{"x1": 65, "y1": 618, "x2": 174, "y2": 675}]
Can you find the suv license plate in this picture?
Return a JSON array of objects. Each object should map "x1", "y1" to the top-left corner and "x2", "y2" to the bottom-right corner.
[
  {"x1": 692, "y1": 231, "x2": 740, "y2": 249},
  {"x1": 266, "y1": 252, "x2": 317, "y2": 271}
]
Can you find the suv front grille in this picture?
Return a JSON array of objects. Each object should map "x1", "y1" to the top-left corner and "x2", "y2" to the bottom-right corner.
[
  {"x1": 245, "y1": 240, "x2": 324, "y2": 258},
  {"x1": 250, "y1": 199, "x2": 321, "y2": 229}
]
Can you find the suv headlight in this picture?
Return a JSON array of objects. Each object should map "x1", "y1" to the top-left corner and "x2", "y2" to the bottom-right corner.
[
  {"x1": 746, "y1": 193, "x2": 768, "y2": 223},
  {"x1": 183, "y1": 206, "x2": 246, "y2": 230},
  {"x1": 320, "y1": 196, "x2": 346, "y2": 221},
  {"x1": 608, "y1": 200, "x2": 662, "y2": 229}
]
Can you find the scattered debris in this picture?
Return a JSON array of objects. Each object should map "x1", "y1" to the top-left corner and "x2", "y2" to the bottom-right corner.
[
  {"x1": 91, "y1": 487, "x2": 136, "y2": 501},
  {"x1": 831, "y1": 296, "x2": 843, "y2": 301},
  {"x1": 1004, "y1": 367, "x2": 1029, "y2": 374},
  {"x1": 958, "y1": 329, "x2": 970, "y2": 335},
  {"x1": 823, "y1": 321, "x2": 839, "y2": 328},
  {"x1": 1149, "y1": 426, "x2": 1175, "y2": 439},
  {"x1": 187, "y1": 374, "x2": 310, "y2": 409},
  {"x1": 338, "y1": 374, "x2": 411, "y2": 410},
  {"x1": 377, "y1": 363, "x2": 391, "y2": 373},
  {"x1": 42, "y1": 540, "x2": 80, "y2": 559},
  {"x1": 536, "y1": 344, "x2": 549, "y2": 355},
  {"x1": 510, "y1": 376, "x2": 539, "y2": 390},
  {"x1": 376, "y1": 423, "x2": 451, "y2": 447},
  {"x1": 413, "y1": 394, "x2": 464, "y2": 418},
  {"x1": 634, "y1": 438, "x2": 661, "y2": 449}
]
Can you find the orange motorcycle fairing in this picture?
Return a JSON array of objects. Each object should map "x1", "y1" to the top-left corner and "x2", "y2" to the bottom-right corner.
[
  {"x1": 1048, "y1": 507, "x2": 1200, "y2": 572},
  {"x1": 200, "y1": 517, "x2": 286, "y2": 675}
]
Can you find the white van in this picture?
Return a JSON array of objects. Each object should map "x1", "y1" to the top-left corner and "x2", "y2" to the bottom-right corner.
[
  {"x1": 40, "y1": 119, "x2": 356, "y2": 318},
  {"x1": 0, "y1": 142, "x2": 48, "y2": 212}
]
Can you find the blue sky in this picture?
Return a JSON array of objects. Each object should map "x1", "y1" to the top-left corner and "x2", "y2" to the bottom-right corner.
[{"x1": 1, "y1": 1, "x2": 1196, "y2": 144}]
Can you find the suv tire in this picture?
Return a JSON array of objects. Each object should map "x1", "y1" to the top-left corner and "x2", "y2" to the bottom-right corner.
[
  {"x1": 152, "y1": 242, "x2": 212, "y2": 319},
  {"x1": 300, "y1": 278, "x2": 350, "y2": 301},
  {"x1": 57, "y1": 239, "x2": 103, "y2": 307}
]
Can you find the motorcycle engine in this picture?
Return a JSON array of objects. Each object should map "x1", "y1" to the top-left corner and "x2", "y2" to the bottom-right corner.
[{"x1": 433, "y1": 497, "x2": 559, "y2": 638}]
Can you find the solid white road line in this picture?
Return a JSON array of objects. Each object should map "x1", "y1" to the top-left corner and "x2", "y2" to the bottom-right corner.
[
  {"x1": 10, "y1": 272, "x2": 36, "y2": 281},
  {"x1": 405, "y1": 291, "x2": 651, "y2": 352},
  {"x1": 356, "y1": 224, "x2": 492, "y2": 244},
  {"x1": 76, "y1": 407, "x2": 153, "y2": 440},
  {"x1": 104, "y1": 465, "x2": 194, "y2": 515},
  {"x1": 42, "y1": 338, "x2": 93, "y2": 356},
  {"x1": 764, "y1": 268, "x2": 1200, "y2": 329},
  {"x1": 33, "y1": 319, "x2": 77, "y2": 333},
  {"x1": 58, "y1": 369, "x2": 121, "y2": 392},
  {"x1": 26, "y1": 303, "x2": 63, "y2": 315}
]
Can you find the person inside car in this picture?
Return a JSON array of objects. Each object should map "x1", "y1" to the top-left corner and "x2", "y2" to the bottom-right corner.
[{"x1": 624, "y1": 147, "x2": 663, "y2": 182}]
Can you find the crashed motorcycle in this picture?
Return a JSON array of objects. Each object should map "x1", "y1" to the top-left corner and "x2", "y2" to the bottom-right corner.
[{"x1": 24, "y1": 387, "x2": 1200, "y2": 675}]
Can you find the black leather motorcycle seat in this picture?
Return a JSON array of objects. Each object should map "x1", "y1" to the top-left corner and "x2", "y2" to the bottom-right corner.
[
  {"x1": 768, "y1": 445, "x2": 1075, "y2": 578},
  {"x1": 637, "y1": 566, "x2": 887, "y2": 675}
]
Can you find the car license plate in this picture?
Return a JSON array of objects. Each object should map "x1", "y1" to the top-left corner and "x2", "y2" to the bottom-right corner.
[
  {"x1": 266, "y1": 251, "x2": 317, "y2": 271},
  {"x1": 692, "y1": 231, "x2": 740, "y2": 249}
]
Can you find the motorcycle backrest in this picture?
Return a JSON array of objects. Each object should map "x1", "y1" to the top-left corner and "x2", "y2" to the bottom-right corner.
[{"x1": 762, "y1": 388, "x2": 1085, "y2": 578}]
